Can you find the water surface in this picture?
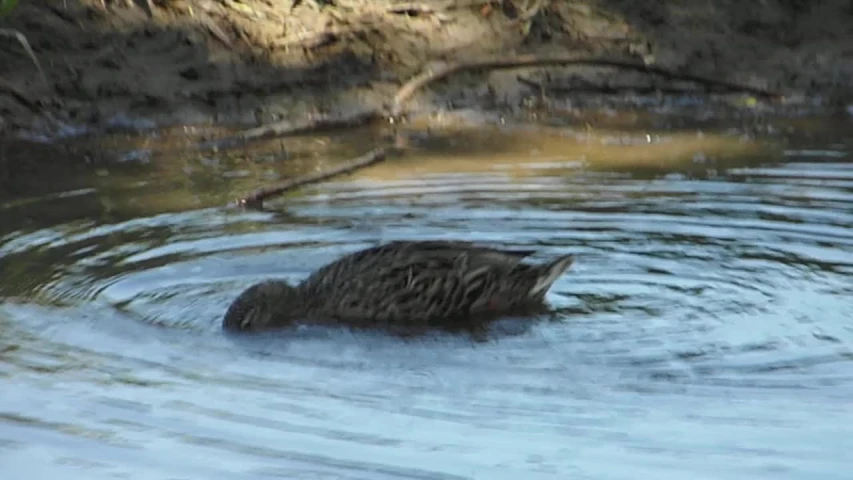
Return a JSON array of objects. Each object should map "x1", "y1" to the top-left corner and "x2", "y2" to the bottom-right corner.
[{"x1": 1, "y1": 117, "x2": 852, "y2": 479}]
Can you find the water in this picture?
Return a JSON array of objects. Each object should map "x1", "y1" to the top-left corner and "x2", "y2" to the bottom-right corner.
[{"x1": 1, "y1": 118, "x2": 852, "y2": 479}]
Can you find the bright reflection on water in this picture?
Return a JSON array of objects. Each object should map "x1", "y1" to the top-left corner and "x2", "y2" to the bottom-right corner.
[{"x1": 1, "y1": 121, "x2": 852, "y2": 479}]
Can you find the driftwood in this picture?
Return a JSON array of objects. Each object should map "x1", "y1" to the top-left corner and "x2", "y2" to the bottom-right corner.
[{"x1": 229, "y1": 53, "x2": 787, "y2": 209}]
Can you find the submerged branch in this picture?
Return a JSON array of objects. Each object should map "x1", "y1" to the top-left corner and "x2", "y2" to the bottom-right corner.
[{"x1": 236, "y1": 145, "x2": 402, "y2": 209}]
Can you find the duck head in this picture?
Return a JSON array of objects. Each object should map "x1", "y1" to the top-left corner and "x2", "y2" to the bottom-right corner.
[{"x1": 222, "y1": 280, "x2": 306, "y2": 332}]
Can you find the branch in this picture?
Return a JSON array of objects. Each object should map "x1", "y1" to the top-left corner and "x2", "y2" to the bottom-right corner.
[
  {"x1": 0, "y1": 28, "x2": 50, "y2": 90},
  {"x1": 236, "y1": 145, "x2": 401, "y2": 209},
  {"x1": 198, "y1": 110, "x2": 381, "y2": 151},
  {"x1": 392, "y1": 54, "x2": 785, "y2": 115}
]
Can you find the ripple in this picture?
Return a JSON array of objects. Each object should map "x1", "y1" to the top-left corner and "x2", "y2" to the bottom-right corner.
[{"x1": 2, "y1": 144, "x2": 853, "y2": 479}]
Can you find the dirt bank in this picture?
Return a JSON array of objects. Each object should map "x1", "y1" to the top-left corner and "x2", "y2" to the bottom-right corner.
[{"x1": 1, "y1": 0, "x2": 853, "y2": 140}]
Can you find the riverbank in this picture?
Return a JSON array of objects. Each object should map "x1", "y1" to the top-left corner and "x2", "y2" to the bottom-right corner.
[{"x1": 2, "y1": 0, "x2": 852, "y2": 140}]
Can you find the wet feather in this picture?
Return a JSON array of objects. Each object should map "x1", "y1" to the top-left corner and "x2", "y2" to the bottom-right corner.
[{"x1": 222, "y1": 240, "x2": 574, "y2": 333}]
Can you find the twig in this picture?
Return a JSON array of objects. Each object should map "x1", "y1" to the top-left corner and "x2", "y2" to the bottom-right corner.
[
  {"x1": 236, "y1": 145, "x2": 400, "y2": 209},
  {"x1": 194, "y1": 11, "x2": 234, "y2": 49},
  {"x1": 392, "y1": 54, "x2": 785, "y2": 116},
  {"x1": 270, "y1": 23, "x2": 377, "y2": 51},
  {"x1": 198, "y1": 110, "x2": 381, "y2": 151},
  {"x1": 272, "y1": 30, "x2": 339, "y2": 50},
  {"x1": 512, "y1": 0, "x2": 547, "y2": 24},
  {"x1": 0, "y1": 28, "x2": 50, "y2": 90},
  {"x1": 517, "y1": 75, "x2": 755, "y2": 96}
]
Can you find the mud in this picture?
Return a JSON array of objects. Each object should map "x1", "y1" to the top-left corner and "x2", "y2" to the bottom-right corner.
[{"x1": 1, "y1": 0, "x2": 853, "y2": 141}]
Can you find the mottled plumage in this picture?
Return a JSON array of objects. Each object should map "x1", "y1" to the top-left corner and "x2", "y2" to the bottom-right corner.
[{"x1": 222, "y1": 240, "x2": 574, "y2": 334}]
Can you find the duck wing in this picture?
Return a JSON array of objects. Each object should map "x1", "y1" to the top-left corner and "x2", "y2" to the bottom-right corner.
[
  {"x1": 381, "y1": 240, "x2": 538, "y2": 269},
  {"x1": 300, "y1": 240, "x2": 568, "y2": 325}
]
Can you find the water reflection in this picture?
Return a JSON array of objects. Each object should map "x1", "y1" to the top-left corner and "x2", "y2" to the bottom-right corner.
[{"x1": 1, "y1": 122, "x2": 852, "y2": 479}]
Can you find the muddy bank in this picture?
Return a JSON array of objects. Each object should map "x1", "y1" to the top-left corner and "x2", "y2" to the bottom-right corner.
[{"x1": 1, "y1": 0, "x2": 853, "y2": 141}]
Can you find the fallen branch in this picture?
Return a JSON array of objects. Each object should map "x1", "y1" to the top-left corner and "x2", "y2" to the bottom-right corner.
[
  {"x1": 236, "y1": 144, "x2": 401, "y2": 209},
  {"x1": 198, "y1": 110, "x2": 381, "y2": 151},
  {"x1": 392, "y1": 54, "x2": 785, "y2": 116},
  {"x1": 516, "y1": 75, "x2": 755, "y2": 97}
]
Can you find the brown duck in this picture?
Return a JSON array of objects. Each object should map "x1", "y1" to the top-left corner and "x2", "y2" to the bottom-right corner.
[{"x1": 222, "y1": 240, "x2": 574, "y2": 334}]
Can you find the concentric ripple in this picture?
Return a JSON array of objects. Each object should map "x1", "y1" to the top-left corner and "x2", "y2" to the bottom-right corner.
[{"x1": 1, "y1": 143, "x2": 852, "y2": 479}]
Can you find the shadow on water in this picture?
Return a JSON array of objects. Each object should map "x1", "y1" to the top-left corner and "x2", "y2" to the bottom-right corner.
[{"x1": 1, "y1": 112, "x2": 853, "y2": 479}]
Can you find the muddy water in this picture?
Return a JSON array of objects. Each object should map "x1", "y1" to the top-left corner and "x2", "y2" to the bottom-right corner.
[{"x1": 1, "y1": 119, "x2": 852, "y2": 479}]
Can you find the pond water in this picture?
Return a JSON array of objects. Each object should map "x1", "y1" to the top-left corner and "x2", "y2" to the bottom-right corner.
[{"x1": 1, "y1": 115, "x2": 852, "y2": 479}]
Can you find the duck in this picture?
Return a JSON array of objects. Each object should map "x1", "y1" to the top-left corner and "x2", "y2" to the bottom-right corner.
[{"x1": 222, "y1": 240, "x2": 574, "y2": 335}]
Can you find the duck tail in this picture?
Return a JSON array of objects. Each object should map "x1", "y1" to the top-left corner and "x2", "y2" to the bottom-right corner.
[{"x1": 528, "y1": 254, "x2": 574, "y2": 298}]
